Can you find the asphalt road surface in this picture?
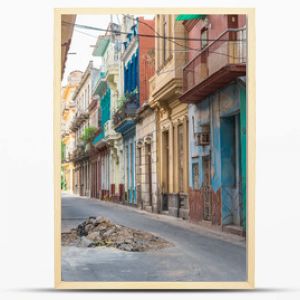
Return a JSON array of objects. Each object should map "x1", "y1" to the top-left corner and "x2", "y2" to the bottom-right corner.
[{"x1": 61, "y1": 193, "x2": 246, "y2": 282}]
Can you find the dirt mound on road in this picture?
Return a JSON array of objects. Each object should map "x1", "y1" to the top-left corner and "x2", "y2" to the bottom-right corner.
[{"x1": 62, "y1": 216, "x2": 172, "y2": 252}]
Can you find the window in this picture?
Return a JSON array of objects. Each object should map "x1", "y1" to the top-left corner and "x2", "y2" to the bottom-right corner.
[
  {"x1": 195, "y1": 125, "x2": 210, "y2": 146},
  {"x1": 201, "y1": 28, "x2": 208, "y2": 49},
  {"x1": 178, "y1": 124, "x2": 184, "y2": 192},
  {"x1": 137, "y1": 147, "x2": 142, "y2": 166},
  {"x1": 192, "y1": 163, "x2": 199, "y2": 189},
  {"x1": 85, "y1": 89, "x2": 87, "y2": 109},
  {"x1": 163, "y1": 15, "x2": 167, "y2": 63},
  {"x1": 202, "y1": 156, "x2": 211, "y2": 186}
]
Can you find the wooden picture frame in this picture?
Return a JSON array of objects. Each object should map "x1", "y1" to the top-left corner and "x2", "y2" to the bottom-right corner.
[{"x1": 54, "y1": 7, "x2": 255, "y2": 289}]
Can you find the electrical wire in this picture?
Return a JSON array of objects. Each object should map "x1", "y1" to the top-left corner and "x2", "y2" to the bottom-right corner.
[
  {"x1": 74, "y1": 29, "x2": 99, "y2": 39},
  {"x1": 72, "y1": 26, "x2": 244, "y2": 59},
  {"x1": 122, "y1": 14, "x2": 196, "y2": 52},
  {"x1": 62, "y1": 21, "x2": 246, "y2": 43},
  {"x1": 64, "y1": 18, "x2": 246, "y2": 69},
  {"x1": 123, "y1": 14, "x2": 247, "y2": 56}
]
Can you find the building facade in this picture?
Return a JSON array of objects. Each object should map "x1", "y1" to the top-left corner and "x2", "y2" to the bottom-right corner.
[
  {"x1": 92, "y1": 21, "x2": 125, "y2": 202},
  {"x1": 70, "y1": 61, "x2": 99, "y2": 197},
  {"x1": 61, "y1": 14, "x2": 248, "y2": 237},
  {"x1": 90, "y1": 72, "x2": 111, "y2": 199},
  {"x1": 61, "y1": 70, "x2": 83, "y2": 193},
  {"x1": 113, "y1": 16, "x2": 140, "y2": 205},
  {"x1": 61, "y1": 14, "x2": 76, "y2": 79},
  {"x1": 178, "y1": 14, "x2": 247, "y2": 234},
  {"x1": 135, "y1": 17, "x2": 157, "y2": 212},
  {"x1": 149, "y1": 15, "x2": 189, "y2": 218}
]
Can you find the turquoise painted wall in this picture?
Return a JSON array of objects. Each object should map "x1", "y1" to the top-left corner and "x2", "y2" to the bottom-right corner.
[
  {"x1": 93, "y1": 85, "x2": 111, "y2": 145},
  {"x1": 188, "y1": 82, "x2": 246, "y2": 227},
  {"x1": 220, "y1": 115, "x2": 236, "y2": 224},
  {"x1": 240, "y1": 85, "x2": 247, "y2": 231}
]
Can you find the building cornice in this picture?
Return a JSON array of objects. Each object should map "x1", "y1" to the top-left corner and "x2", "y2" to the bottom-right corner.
[
  {"x1": 72, "y1": 62, "x2": 98, "y2": 101},
  {"x1": 152, "y1": 77, "x2": 183, "y2": 104}
]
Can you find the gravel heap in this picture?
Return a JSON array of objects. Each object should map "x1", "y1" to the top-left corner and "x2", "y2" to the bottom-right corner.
[{"x1": 62, "y1": 216, "x2": 172, "y2": 252}]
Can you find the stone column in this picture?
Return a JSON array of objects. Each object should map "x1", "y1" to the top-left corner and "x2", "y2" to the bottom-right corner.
[
  {"x1": 173, "y1": 120, "x2": 179, "y2": 193},
  {"x1": 183, "y1": 115, "x2": 189, "y2": 193},
  {"x1": 181, "y1": 115, "x2": 190, "y2": 220},
  {"x1": 168, "y1": 121, "x2": 174, "y2": 193},
  {"x1": 158, "y1": 119, "x2": 164, "y2": 195}
]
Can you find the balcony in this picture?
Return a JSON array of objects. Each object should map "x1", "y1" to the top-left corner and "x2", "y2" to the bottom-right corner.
[
  {"x1": 113, "y1": 93, "x2": 139, "y2": 133},
  {"x1": 67, "y1": 101, "x2": 76, "y2": 109},
  {"x1": 61, "y1": 101, "x2": 68, "y2": 113},
  {"x1": 62, "y1": 101, "x2": 76, "y2": 114},
  {"x1": 69, "y1": 108, "x2": 89, "y2": 132},
  {"x1": 78, "y1": 108, "x2": 89, "y2": 120},
  {"x1": 71, "y1": 143, "x2": 87, "y2": 161},
  {"x1": 88, "y1": 95, "x2": 99, "y2": 112},
  {"x1": 92, "y1": 128, "x2": 105, "y2": 147},
  {"x1": 106, "y1": 62, "x2": 119, "y2": 78},
  {"x1": 180, "y1": 27, "x2": 246, "y2": 103}
]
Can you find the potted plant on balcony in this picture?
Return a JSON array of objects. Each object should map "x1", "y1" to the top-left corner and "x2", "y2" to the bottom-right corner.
[
  {"x1": 80, "y1": 126, "x2": 97, "y2": 152},
  {"x1": 116, "y1": 95, "x2": 126, "y2": 110},
  {"x1": 125, "y1": 87, "x2": 139, "y2": 102}
]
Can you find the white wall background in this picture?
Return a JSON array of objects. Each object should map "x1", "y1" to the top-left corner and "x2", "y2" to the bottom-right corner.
[{"x1": 0, "y1": 0, "x2": 300, "y2": 299}]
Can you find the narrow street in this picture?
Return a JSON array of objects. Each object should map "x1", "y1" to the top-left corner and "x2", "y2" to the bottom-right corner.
[{"x1": 61, "y1": 193, "x2": 246, "y2": 282}]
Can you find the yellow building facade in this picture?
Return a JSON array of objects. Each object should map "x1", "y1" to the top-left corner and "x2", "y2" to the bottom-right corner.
[
  {"x1": 149, "y1": 15, "x2": 189, "y2": 219},
  {"x1": 61, "y1": 71, "x2": 83, "y2": 193}
]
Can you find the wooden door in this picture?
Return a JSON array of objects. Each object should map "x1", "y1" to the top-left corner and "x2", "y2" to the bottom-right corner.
[{"x1": 202, "y1": 156, "x2": 212, "y2": 221}]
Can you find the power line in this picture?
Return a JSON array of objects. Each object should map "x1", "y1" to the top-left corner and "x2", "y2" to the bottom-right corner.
[
  {"x1": 72, "y1": 28, "x2": 243, "y2": 54},
  {"x1": 62, "y1": 21, "x2": 246, "y2": 43},
  {"x1": 68, "y1": 21, "x2": 245, "y2": 60},
  {"x1": 74, "y1": 29, "x2": 98, "y2": 38},
  {"x1": 122, "y1": 14, "x2": 195, "y2": 52}
]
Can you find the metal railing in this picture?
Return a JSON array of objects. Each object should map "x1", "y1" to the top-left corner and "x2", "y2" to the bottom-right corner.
[
  {"x1": 183, "y1": 27, "x2": 246, "y2": 93},
  {"x1": 112, "y1": 93, "x2": 139, "y2": 127}
]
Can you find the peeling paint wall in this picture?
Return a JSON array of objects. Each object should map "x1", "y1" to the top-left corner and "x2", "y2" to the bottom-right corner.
[{"x1": 188, "y1": 82, "x2": 246, "y2": 227}]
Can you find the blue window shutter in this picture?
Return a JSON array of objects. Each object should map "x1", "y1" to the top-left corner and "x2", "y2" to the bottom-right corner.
[
  {"x1": 124, "y1": 66, "x2": 127, "y2": 94},
  {"x1": 136, "y1": 55, "x2": 138, "y2": 90},
  {"x1": 129, "y1": 61, "x2": 133, "y2": 92},
  {"x1": 132, "y1": 58, "x2": 134, "y2": 92}
]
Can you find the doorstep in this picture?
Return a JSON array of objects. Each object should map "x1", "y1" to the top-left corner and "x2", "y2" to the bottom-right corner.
[{"x1": 222, "y1": 225, "x2": 245, "y2": 237}]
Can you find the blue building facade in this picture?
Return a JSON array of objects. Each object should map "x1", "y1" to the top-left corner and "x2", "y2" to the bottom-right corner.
[
  {"x1": 113, "y1": 23, "x2": 139, "y2": 205},
  {"x1": 188, "y1": 81, "x2": 246, "y2": 231}
]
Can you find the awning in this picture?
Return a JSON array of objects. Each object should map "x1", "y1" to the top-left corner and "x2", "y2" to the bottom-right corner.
[
  {"x1": 176, "y1": 14, "x2": 206, "y2": 21},
  {"x1": 92, "y1": 36, "x2": 110, "y2": 57}
]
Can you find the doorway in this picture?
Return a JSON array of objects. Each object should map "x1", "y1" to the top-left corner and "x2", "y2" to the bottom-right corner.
[
  {"x1": 220, "y1": 113, "x2": 242, "y2": 226},
  {"x1": 145, "y1": 143, "x2": 152, "y2": 207},
  {"x1": 162, "y1": 130, "x2": 169, "y2": 211},
  {"x1": 202, "y1": 155, "x2": 212, "y2": 221}
]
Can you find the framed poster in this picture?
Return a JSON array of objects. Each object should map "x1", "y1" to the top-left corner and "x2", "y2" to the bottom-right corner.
[{"x1": 54, "y1": 7, "x2": 255, "y2": 289}]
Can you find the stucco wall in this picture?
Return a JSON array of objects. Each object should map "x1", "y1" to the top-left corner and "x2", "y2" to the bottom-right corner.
[
  {"x1": 136, "y1": 109, "x2": 159, "y2": 212},
  {"x1": 138, "y1": 17, "x2": 155, "y2": 106},
  {"x1": 188, "y1": 82, "x2": 246, "y2": 226}
]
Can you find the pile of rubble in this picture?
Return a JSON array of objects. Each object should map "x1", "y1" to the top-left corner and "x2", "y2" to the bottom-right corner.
[{"x1": 62, "y1": 216, "x2": 172, "y2": 252}]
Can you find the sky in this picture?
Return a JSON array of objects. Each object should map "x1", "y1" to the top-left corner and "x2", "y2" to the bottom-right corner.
[
  {"x1": 62, "y1": 15, "x2": 110, "y2": 86},
  {"x1": 62, "y1": 14, "x2": 154, "y2": 86}
]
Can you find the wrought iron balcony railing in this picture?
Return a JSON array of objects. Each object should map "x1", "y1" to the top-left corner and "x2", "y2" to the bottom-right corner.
[
  {"x1": 69, "y1": 108, "x2": 89, "y2": 132},
  {"x1": 180, "y1": 27, "x2": 246, "y2": 103},
  {"x1": 112, "y1": 93, "x2": 139, "y2": 128}
]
